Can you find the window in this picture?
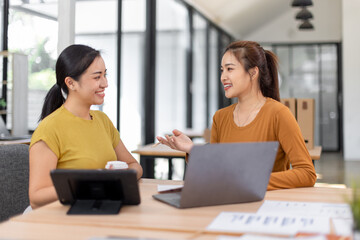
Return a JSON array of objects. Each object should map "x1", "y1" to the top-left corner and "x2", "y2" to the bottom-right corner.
[
  {"x1": 120, "y1": 0, "x2": 145, "y2": 154},
  {"x1": 155, "y1": 0, "x2": 188, "y2": 179},
  {"x1": 75, "y1": 0, "x2": 118, "y2": 123},
  {"x1": 156, "y1": 0, "x2": 188, "y2": 137},
  {"x1": 0, "y1": 0, "x2": 3, "y2": 51},
  {"x1": 8, "y1": 0, "x2": 58, "y2": 130},
  {"x1": 192, "y1": 12, "x2": 206, "y2": 131},
  {"x1": 208, "y1": 26, "x2": 219, "y2": 127}
]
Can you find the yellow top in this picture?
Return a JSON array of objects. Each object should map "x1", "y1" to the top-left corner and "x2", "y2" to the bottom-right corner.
[
  {"x1": 30, "y1": 105, "x2": 120, "y2": 169},
  {"x1": 211, "y1": 98, "x2": 317, "y2": 190}
]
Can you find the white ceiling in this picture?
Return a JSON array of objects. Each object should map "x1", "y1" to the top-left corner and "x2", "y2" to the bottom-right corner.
[{"x1": 185, "y1": 0, "x2": 299, "y2": 38}]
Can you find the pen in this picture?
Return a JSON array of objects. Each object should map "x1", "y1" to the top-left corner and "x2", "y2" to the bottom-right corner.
[{"x1": 152, "y1": 142, "x2": 161, "y2": 148}]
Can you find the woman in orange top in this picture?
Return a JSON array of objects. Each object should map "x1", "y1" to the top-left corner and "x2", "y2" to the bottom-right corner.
[{"x1": 157, "y1": 40, "x2": 316, "y2": 190}]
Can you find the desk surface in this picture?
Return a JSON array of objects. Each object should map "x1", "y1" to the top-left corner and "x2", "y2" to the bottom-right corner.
[
  {"x1": 132, "y1": 144, "x2": 186, "y2": 157},
  {"x1": 308, "y1": 146, "x2": 322, "y2": 160},
  {"x1": 0, "y1": 179, "x2": 350, "y2": 240},
  {"x1": 0, "y1": 138, "x2": 31, "y2": 145},
  {"x1": 165, "y1": 128, "x2": 204, "y2": 139},
  {"x1": 132, "y1": 144, "x2": 322, "y2": 160}
]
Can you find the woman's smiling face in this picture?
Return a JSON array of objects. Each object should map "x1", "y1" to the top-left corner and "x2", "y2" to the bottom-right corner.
[
  {"x1": 73, "y1": 56, "x2": 108, "y2": 106},
  {"x1": 220, "y1": 51, "x2": 254, "y2": 99}
]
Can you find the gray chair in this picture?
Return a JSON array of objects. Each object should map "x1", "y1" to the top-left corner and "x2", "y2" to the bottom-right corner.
[{"x1": 0, "y1": 144, "x2": 29, "y2": 222}]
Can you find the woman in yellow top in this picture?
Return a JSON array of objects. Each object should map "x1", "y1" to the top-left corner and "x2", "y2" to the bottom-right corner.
[
  {"x1": 29, "y1": 44, "x2": 143, "y2": 209},
  {"x1": 157, "y1": 40, "x2": 317, "y2": 190}
]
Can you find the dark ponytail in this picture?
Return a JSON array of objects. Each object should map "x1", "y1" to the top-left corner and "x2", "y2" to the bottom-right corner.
[
  {"x1": 224, "y1": 41, "x2": 280, "y2": 101},
  {"x1": 39, "y1": 44, "x2": 100, "y2": 120},
  {"x1": 262, "y1": 50, "x2": 280, "y2": 101},
  {"x1": 40, "y1": 84, "x2": 65, "y2": 120}
]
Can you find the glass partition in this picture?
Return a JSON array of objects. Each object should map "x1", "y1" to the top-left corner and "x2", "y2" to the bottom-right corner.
[
  {"x1": 319, "y1": 44, "x2": 338, "y2": 150},
  {"x1": 275, "y1": 44, "x2": 340, "y2": 151}
]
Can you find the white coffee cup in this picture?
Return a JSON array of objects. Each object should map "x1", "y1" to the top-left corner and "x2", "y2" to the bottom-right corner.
[{"x1": 105, "y1": 161, "x2": 128, "y2": 170}]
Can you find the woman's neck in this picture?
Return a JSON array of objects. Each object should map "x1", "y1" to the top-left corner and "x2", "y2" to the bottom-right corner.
[
  {"x1": 236, "y1": 92, "x2": 266, "y2": 111},
  {"x1": 63, "y1": 98, "x2": 92, "y2": 120}
]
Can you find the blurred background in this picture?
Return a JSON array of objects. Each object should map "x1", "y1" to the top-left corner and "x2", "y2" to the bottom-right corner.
[{"x1": 1, "y1": 0, "x2": 359, "y2": 183}]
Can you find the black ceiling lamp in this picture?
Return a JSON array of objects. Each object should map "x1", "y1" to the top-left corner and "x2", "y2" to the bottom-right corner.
[
  {"x1": 292, "y1": 0, "x2": 313, "y2": 7},
  {"x1": 296, "y1": 7, "x2": 313, "y2": 20},
  {"x1": 299, "y1": 20, "x2": 314, "y2": 30}
]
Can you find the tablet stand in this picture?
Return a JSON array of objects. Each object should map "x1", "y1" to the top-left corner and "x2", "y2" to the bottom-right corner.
[{"x1": 67, "y1": 199, "x2": 123, "y2": 215}]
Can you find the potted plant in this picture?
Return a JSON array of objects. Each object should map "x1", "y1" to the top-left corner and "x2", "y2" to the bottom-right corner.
[{"x1": 0, "y1": 98, "x2": 6, "y2": 112}]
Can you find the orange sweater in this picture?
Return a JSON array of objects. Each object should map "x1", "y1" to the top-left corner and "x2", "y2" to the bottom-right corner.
[{"x1": 211, "y1": 98, "x2": 317, "y2": 190}]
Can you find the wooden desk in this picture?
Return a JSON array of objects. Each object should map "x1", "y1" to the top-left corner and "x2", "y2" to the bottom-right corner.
[
  {"x1": 165, "y1": 128, "x2": 204, "y2": 140},
  {"x1": 132, "y1": 144, "x2": 186, "y2": 179},
  {"x1": 0, "y1": 179, "x2": 350, "y2": 240},
  {"x1": 309, "y1": 146, "x2": 322, "y2": 160},
  {"x1": 0, "y1": 220, "x2": 198, "y2": 240},
  {"x1": 132, "y1": 144, "x2": 323, "y2": 179},
  {"x1": 0, "y1": 138, "x2": 31, "y2": 145}
]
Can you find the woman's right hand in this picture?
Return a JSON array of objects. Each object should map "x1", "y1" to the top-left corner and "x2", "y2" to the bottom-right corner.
[{"x1": 156, "y1": 129, "x2": 194, "y2": 153}]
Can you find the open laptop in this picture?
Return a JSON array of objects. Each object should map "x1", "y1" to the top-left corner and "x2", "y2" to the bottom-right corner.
[
  {"x1": 0, "y1": 117, "x2": 31, "y2": 141},
  {"x1": 153, "y1": 141, "x2": 279, "y2": 208}
]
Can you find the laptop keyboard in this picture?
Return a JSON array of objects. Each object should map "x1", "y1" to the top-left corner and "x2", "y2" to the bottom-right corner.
[
  {"x1": 153, "y1": 192, "x2": 182, "y2": 208},
  {"x1": 162, "y1": 192, "x2": 181, "y2": 205}
]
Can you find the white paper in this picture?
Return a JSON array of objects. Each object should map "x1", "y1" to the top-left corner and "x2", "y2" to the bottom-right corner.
[
  {"x1": 157, "y1": 184, "x2": 183, "y2": 193},
  {"x1": 207, "y1": 212, "x2": 330, "y2": 235},
  {"x1": 258, "y1": 201, "x2": 352, "y2": 219},
  {"x1": 257, "y1": 200, "x2": 353, "y2": 236},
  {"x1": 332, "y1": 218, "x2": 353, "y2": 236},
  {"x1": 217, "y1": 234, "x2": 327, "y2": 240}
]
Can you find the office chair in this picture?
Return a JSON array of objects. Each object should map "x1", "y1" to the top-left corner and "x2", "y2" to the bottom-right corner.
[{"x1": 0, "y1": 144, "x2": 29, "y2": 222}]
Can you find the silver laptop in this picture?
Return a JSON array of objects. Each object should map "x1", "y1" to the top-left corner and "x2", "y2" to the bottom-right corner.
[{"x1": 152, "y1": 141, "x2": 279, "y2": 208}]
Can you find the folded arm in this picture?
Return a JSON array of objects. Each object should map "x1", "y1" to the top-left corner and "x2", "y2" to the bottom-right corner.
[{"x1": 268, "y1": 108, "x2": 317, "y2": 190}]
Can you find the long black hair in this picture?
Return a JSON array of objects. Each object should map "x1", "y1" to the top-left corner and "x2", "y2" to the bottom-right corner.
[
  {"x1": 40, "y1": 44, "x2": 100, "y2": 120},
  {"x1": 224, "y1": 41, "x2": 280, "y2": 101}
]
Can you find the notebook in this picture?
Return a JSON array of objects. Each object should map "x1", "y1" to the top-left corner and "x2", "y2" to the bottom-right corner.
[{"x1": 153, "y1": 141, "x2": 279, "y2": 208}]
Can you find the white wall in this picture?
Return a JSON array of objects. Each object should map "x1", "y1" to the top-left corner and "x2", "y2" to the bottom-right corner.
[
  {"x1": 342, "y1": 0, "x2": 360, "y2": 160},
  {"x1": 244, "y1": 0, "x2": 342, "y2": 43}
]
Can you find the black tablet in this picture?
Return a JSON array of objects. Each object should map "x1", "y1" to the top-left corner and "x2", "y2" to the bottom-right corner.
[{"x1": 50, "y1": 169, "x2": 140, "y2": 215}]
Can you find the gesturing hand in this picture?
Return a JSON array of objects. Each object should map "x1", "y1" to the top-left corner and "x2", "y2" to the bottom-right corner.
[{"x1": 156, "y1": 129, "x2": 194, "y2": 153}]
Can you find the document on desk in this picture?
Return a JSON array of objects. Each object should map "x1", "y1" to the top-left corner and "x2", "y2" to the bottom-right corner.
[
  {"x1": 257, "y1": 200, "x2": 352, "y2": 219},
  {"x1": 258, "y1": 200, "x2": 353, "y2": 236},
  {"x1": 157, "y1": 184, "x2": 183, "y2": 193},
  {"x1": 207, "y1": 201, "x2": 353, "y2": 236},
  {"x1": 217, "y1": 234, "x2": 327, "y2": 240},
  {"x1": 207, "y1": 212, "x2": 330, "y2": 235}
]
